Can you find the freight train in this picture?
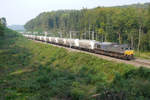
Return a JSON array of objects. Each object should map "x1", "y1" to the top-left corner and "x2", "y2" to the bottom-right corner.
[{"x1": 24, "y1": 35, "x2": 134, "y2": 60}]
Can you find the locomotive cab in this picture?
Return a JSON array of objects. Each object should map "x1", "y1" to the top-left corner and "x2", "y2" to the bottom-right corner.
[{"x1": 123, "y1": 47, "x2": 134, "y2": 60}]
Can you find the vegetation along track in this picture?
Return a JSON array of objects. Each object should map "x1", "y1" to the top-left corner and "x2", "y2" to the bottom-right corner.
[{"x1": 33, "y1": 39, "x2": 150, "y2": 68}]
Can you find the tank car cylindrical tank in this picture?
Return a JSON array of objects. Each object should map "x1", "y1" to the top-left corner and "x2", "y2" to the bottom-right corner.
[
  {"x1": 37, "y1": 36, "x2": 40, "y2": 40},
  {"x1": 50, "y1": 37, "x2": 58, "y2": 44},
  {"x1": 46, "y1": 37, "x2": 51, "y2": 42},
  {"x1": 43, "y1": 36, "x2": 47, "y2": 42},
  {"x1": 66, "y1": 39, "x2": 76, "y2": 47},
  {"x1": 78, "y1": 40, "x2": 96, "y2": 50},
  {"x1": 39, "y1": 36, "x2": 43, "y2": 41},
  {"x1": 57, "y1": 38, "x2": 65, "y2": 45},
  {"x1": 63, "y1": 38, "x2": 67, "y2": 45},
  {"x1": 50, "y1": 37, "x2": 55, "y2": 43}
]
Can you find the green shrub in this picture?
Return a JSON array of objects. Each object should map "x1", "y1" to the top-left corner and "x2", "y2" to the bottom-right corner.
[{"x1": 96, "y1": 67, "x2": 150, "y2": 100}]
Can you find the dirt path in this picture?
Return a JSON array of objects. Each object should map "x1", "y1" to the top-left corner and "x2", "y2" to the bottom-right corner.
[{"x1": 34, "y1": 40, "x2": 150, "y2": 68}]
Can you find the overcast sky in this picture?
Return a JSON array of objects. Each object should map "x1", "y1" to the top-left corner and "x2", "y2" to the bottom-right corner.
[{"x1": 0, "y1": 0, "x2": 149, "y2": 25}]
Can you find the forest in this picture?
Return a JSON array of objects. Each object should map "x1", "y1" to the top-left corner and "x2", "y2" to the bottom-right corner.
[{"x1": 25, "y1": 3, "x2": 150, "y2": 51}]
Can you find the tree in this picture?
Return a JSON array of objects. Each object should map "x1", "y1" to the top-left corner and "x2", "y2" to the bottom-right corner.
[
  {"x1": 98, "y1": 28, "x2": 105, "y2": 42},
  {"x1": 137, "y1": 8, "x2": 145, "y2": 51},
  {"x1": 0, "y1": 23, "x2": 5, "y2": 36}
]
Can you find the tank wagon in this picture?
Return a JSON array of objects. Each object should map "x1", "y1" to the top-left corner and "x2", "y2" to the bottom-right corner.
[
  {"x1": 57, "y1": 38, "x2": 65, "y2": 45},
  {"x1": 51, "y1": 37, "x2": 58, "y2": 44},
  {"x1": 65, "y1": 39, "x2": 78, "y2": 47},
  {"x1": 24, "y1": 35, "x2": 134, "y2": 60},
  {"x1": 78, "y1": 40, "x2": 95, "y2": 50}
]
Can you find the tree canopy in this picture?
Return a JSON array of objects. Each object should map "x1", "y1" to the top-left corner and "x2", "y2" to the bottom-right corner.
[{"x1": 25, "y1": 4, "x2": 150, "y2": 51}]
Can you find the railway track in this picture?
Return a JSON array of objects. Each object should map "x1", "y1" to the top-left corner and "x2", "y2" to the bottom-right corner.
[
  {"x1": 133, "y1": 59, "x2": 150, "y2": 67},
  {"x1": 33, "y1": 39, "x2": 150, "y2": 68}
]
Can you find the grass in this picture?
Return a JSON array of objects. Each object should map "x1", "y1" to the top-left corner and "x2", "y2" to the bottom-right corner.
[
  {"x1": 0, "y1": 29, "x2": 150, "y2": 100},
  {"x1": 135, "y1": 51, "x2": 150, "y2": 60}
]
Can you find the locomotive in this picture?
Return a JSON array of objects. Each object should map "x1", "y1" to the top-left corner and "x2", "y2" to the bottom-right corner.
[{"x1": 24, "y1": 35, "x2": 134, "y2": 60}]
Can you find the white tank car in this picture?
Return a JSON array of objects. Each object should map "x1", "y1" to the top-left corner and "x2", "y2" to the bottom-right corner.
[
  {"x1": 50, "y1": 37, "x2": 55, "y2": 43},
  {"x1": 78, "y1": 40, "x2": 96, "y2": 50},
  {"x1": 63, "y1": 38, "x2": 67, "y2": 45},
  {"x1": 29, "y1": 35, "x2": 32, "y2": 39},
  {"x1": 27, "y1": 35, "x2": 30, "y2": 38},
  {"x1": 37, "y1": 36, "x2": 39, "y2": 40},
  {"x1": 31, "y1": 35, "x2": 33, "y2": 39},
  {"x1": 37, "y1": 36, "x2": 40, "y2": 40},
  {"x1": 50, "y1": 37, "x2": 58, "y2": 43},
  {"x1": 39, "y1": 36, "x2": 43, "y2": 41},
  {"x1": 57, "y1": 38, "x2": 65, "y2": 45},
  {"x1": 32, "y1": 35, "x2": 36, "y2": 39},
  {"x1": 35, "y1": 35, "x2": 38, "y2": 39},
  {"x1": 24, "y1": 35, "x2": 27, "y2": 37},
  {"x1": 61, "y1": 38, "x2": 78, "y2": 46},
  {"x1": 42, "y1": 36, "x2": 45, "y2": 41},
  {"x1": 75, "y1": 39, "x2": 79, "y2": 47},
  {"x1": 46, "y1": 37, "x2": 49, "y2": 42},
  {"x1": 35, "y1": 35, "x2": 37, "y2": 39},
  {"x1": 34, "y1": 35, "x2": 36, "y2": 39},
  {"x1": 66, "y1": 39, "x2": 76, "y2": 47},
  {"x1": 55, "y1": 38, "x2": 58, "y2": 43},
  {"x1": 48, "y1": 37, "x2": 51, "y2": 42},
  {"x1": 43, "y1": 36, "x2": 47, "y2": 42}
]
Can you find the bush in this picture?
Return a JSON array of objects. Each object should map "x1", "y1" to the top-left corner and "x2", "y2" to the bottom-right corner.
[{"x1": 96, "y1": 67, "x2": 150, "y2": 100}]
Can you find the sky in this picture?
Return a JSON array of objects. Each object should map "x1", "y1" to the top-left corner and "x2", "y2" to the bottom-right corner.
[{"x1": 0, "y1": 0, "x2": 150, "y2": 25}]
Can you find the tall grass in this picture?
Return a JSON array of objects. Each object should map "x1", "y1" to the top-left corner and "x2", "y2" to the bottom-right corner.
[{"x1": 135, "y1": 51, "x2": 150, "y2": 60}]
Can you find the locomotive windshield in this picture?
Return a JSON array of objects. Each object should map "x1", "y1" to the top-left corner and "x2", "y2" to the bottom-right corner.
[{"x1": 124, "y1": 47, "x2": 133, "y2": 50}]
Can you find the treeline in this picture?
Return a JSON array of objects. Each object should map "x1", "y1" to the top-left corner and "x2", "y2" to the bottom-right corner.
[{"x1": 25, "y1": 4, "x2": 150, "y2": 51}]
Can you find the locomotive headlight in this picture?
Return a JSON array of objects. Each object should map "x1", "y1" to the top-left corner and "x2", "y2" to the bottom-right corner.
[{"x1": 124, "y1": 50, "x2": 134, "y2": 55}]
